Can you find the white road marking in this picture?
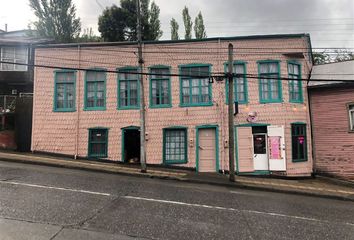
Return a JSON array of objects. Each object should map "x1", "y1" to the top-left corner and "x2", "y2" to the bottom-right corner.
[
  {"x1": 124, "y1": 196, "x2": 354, "y2": 227},
  {"x1": 0, "y1": 180, "x2": 111, "y2": 196}
]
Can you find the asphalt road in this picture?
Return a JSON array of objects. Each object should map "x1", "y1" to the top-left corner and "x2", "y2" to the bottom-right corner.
[{"x1": 0, "y1": 161, "x2": 353, "y2": 240}]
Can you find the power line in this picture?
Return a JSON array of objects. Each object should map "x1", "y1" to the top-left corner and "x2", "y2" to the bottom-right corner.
[{"x1": 1, "y1": 60, "x2": 353, "y2": 83}]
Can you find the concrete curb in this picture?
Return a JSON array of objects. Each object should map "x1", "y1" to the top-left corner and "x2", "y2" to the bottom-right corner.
[{"x1": 0, "y1": 155, "x2": 353, "y2": 202}]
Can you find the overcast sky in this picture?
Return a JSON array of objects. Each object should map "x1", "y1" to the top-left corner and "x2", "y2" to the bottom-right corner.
[{"x1": 1, "y1": 0, "x2": 353, "y2": 48}]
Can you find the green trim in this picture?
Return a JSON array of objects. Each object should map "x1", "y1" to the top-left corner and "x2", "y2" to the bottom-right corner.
[
  {"x1": 257, "y1": 60, "x2": 283, "y2": 103},
  {"x1": 291, "y1": 123, "x2": 308, "y2": 162},
  {"x1": 121, "y1": 126, "x2": 140, "y2": 163},
  {"x1": 237, "y1": 170, "x2": 270, "y2": 176},
  {"x1": 179, "y1": 63, "x2": 213, "y2": 107},
  {"x1": 83, "y1": 68, "x2": 107, "y2": 111},
  {"x1": 117, "y1": 66, "x2": 140, "y2": 110},
  {"x1": 235, "y1": 123, "x2": 270, "y2": 127},
  {"x1": 163, "y1": 127, "x2": 188, "y2": 165},
  {"x1": 149, "y1": 66, "x2": 172, "y2": 108},
  {"x1": 287, "y1": 61, "x2": 304, "y2": 103},
  {"x1": 53, "y1": 70, "x2": 77, "y2": 112},
  {"x1": 195, "y1": 125, "x2": 219, "y2": 172},
  {"x1": 88, "y1": 128, "x2": 109, "y2": 158},
  {"x1": 224, "y1": 61, "x2": 248, "y2": 104}
]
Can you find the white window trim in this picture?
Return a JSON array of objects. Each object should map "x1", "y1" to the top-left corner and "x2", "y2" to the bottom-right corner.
[
  {"x1": 349, "y1": 105, "x2": 354, "y2": 131},
  {"x1": 0, "y1": 47, "x2": 28, "y2": 71}
]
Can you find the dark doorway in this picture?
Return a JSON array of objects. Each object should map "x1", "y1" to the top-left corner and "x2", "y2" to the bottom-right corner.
[{"x1": 123, "y1": 128, "x2": 140, "y2": 163}]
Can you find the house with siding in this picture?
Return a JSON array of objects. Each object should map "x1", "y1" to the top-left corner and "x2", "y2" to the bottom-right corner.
[
  {"x1": 31, "y1": 34, "x2": 314, "y2": 177},
  {"x1": 309, "y1": 60, "x2": 354, "y2": 180}
]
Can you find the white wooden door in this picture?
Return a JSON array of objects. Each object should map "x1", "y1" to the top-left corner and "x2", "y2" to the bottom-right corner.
[
  {"x1": 267, "y1": 125, "x2": 286, "y2": 171},
  {"x1": 253, "y1": 134, "x2": 268, "y2": 170},
  {"x1": 198, "y1": 128, "x2": 216, "y2": 172}
]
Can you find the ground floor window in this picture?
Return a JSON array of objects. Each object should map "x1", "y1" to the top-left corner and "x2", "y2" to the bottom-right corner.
[
  {"x1": 88, "y1": 128, "x2": 108, "y2": 158},
  {"x1": 163, "y1": 128, "x2": 187, "y2": 164},
  {"x1": 291, "y1": 123, "x2": 307, "y2": 162}
]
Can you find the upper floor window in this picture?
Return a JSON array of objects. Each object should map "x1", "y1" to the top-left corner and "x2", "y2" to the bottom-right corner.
[
  {"x1": 54, "y1": 71, "x2": 76, "y2": 112},
  {"x1": 258, "y1": 61, "x2": 282, "y2": 103},
  {"x1": 118, "y1": 68, "x2": 139, "y2": 109},
  {"x1": 84, "y1": 70, "x2": 106, "y2": 110},
  {"x1": 226, "y1": 62, "x2": 248, "y2": 104},
  {"x1": 180, "y1": 65, "x2": 212, "y2": 107},
  {"x1": 150, "y1": 67, "x2": 171, "y2": 108},
  {"x1": 0, "y1": 47, "x2": 28, "y2": 71},
  {"x1": 348, "y1": 103, "x2": 354, "y2": 132},
  {"x1": 288, "y1": 62, "x2": 303, "y2": 103}
]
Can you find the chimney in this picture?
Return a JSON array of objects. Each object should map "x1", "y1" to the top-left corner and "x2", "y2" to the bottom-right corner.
[{"x1": 5, "y1": 24, "x2": 7, "y2": 32}]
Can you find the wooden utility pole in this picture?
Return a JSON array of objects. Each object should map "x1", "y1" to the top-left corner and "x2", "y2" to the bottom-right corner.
[
  {"x1": 228, "y1": 43, "x2": 235, "y2": 182},
  {"x1": 137, "y1": 0, "x2": 147, "y2": 173}
]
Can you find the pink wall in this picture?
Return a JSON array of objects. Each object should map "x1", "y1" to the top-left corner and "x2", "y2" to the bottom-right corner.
[
  {"x1": 32, "y1": 36, "x2": 313, "y2": 176},
  {"x1": 310, "y1": 87, "x2": 354, "y2": 180}
]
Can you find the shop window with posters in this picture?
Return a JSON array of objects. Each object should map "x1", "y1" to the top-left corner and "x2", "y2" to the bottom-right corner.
[{"x1": 291, "y1": 123, "x2": 307, "y2": 162}]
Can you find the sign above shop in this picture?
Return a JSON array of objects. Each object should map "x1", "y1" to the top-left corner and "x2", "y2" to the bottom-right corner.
[{"x1": 247, "y1": 111, "x2": 258, "y2": 123}]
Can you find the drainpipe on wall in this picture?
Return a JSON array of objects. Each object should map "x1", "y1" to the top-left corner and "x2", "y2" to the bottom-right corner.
[
  {"x1": 74, "y1": 45, "x2": 81, "y2": 159},
  {"x1": 30, "y1": 45, "x2": 36, "y2": 153},
  {"x1": 307, "y1": 67, "x2": 316, "y2": 177}
]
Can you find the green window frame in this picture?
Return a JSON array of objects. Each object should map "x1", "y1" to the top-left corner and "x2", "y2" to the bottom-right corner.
[
  {"x1": 288, "y1": 61, "x2": 303, "y2": 103},
  {"x1": 163, "y1": 127, "x2": 188, "y2": 164},
  {"x1": 53, "y1": 70, "x2": 76, "y2": 112},
  {"x1": 149, "y1": 66, "x2": 172, "y2": 108},
  {"x1": 88, "y1": 128, "x2": 108, "y2": 158},
  {"x1": 179, "y1": 64, "x2": 212, "y2": 107},
  {"x1": 291, "y1": 123, "x2": 307, "y2": 162},
  {"x1": 118, "y1": 67, "x2": 140, "y2": 109},
  {"x1": 84, "y1": 69, "x2": 106, "y2": 111},
  {"x1": 258, "y1": 60, "x2": 282, "y2": 103},
  {"x1": 225, "y1": 62, "x2": 248, "y2": 104}
]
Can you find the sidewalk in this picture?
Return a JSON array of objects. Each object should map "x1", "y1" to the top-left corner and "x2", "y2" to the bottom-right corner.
[{"x1": 0, "y1": 151, "x2": 353, "y2": 201}]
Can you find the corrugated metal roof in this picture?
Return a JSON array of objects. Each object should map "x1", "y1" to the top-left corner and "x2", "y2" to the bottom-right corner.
[{"x1": 309, "y1": 60, "x2": 354, "y2": 87}]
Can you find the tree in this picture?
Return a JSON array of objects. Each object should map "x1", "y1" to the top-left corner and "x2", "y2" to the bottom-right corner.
[
  {"x1": 98, "y1": 0, "x2": 163, "y2": 42},
  {"x1": 182, "y1": 6, "x2": 193, "y2": 40},
  {"x1": 77, "y1": 28, "x2": 102, "y2": 43},
  {"x1": 29, "y1": 0, "x2": 81, "y2": 43},
  {"x1": 194, "y1": 11, "x2": 206, "y2": 39},
  {"x1": 149, "y1": 1, "x2": 163, "y2": 40},
  {"x1": 313, "y1": 49, "x2": 354, "y2": 65},
  {"x1": 170, "y1": 18, "x2": 179, "y2": 40}
]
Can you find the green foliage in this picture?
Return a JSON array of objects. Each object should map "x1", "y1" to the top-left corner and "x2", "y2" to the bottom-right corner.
[
  {"x1": 313, "y1": 49, "x2": 354, "y2": 65},
  {"x1": 194, "y1": 11, "x2": 206, "y2": 39},
  {"x1": 98, "y1": 0, "x2": 163, "y2": 42},
  {"x1": 77, "y1": 28, "x2": 102, "y2": 43},
  {"x1": 29, "y1": 0, "x2": 81, "y2": 43},
  {"x1": 170, "y1": 18, "x2": 179, "y2": 40},
  {"x1": 182, "y1": 6, "x2": 193, "y2": 40}
]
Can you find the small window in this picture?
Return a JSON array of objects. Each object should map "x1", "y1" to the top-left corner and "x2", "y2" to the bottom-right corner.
[
  {"x1": 54, "y1": 71, "x2": 76, "y2": 111},
  {"x1": 288, "y1": 62, "x2": 303, "y2": 103},
  {"x1": 85, "y1": 70, "x2": 106, "y2": 110},
  {"x1": 291, "y1": 124, "x2": 307, "y2": 162},
  {"x1": 180, "y1": 65, "x2": 212, "y2": 106},
  {"x1": 258, "y1": 61, "x2": 282, "y2": 103},
  {"x1": 226, "y1": 62, "x2": 248, "y2": 104},
  {"x1": 348, "y1": 104, "x2": 354, "y2": 131},
  {"x1": 118, "y1": 68, "x2": 139, "y2": 109},
  {"x1": 163, "y1": 128, "x2": 187, "y2": 164},
  {"x1": 150, "y1": 67, "x2": 171, "y2": 108},
  {"x1": 88, "y1": 128, "x2": 108, "y2": 158}
]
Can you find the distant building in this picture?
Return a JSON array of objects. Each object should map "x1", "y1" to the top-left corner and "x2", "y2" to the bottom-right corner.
[
  {"x1": 309, "y1": 60, "x2": 354, "y2": 180},
  {"x1": 32, "y1": 34, "x2": 314, "y2": 177}
]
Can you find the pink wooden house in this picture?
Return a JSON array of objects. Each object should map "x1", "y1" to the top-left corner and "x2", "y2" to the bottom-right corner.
[
  {"x1": 31, "y1": 34, "x2": 313, "y2": 177},
  {"x1": 309, "y1": 60, "x2": 354, "y2": 180}
]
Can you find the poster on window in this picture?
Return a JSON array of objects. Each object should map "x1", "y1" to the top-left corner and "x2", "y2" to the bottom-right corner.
[{"x1": 269, "y1": 136, "x2": 281, "y2": 159}]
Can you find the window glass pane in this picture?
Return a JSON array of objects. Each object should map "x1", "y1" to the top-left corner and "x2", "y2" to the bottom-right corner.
[
  {"x1": 15, "y1": 48, "x2": 27, "y2": 61},
  {"x1": 165, "y1": 129, "x2": 186, "y2": 162},
  {"x1": 292, "y1": 124, "x2": 307, "y2": 161},
  {"x1": 89, "y1": 129, "x2": 107, "y2": 157}
]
